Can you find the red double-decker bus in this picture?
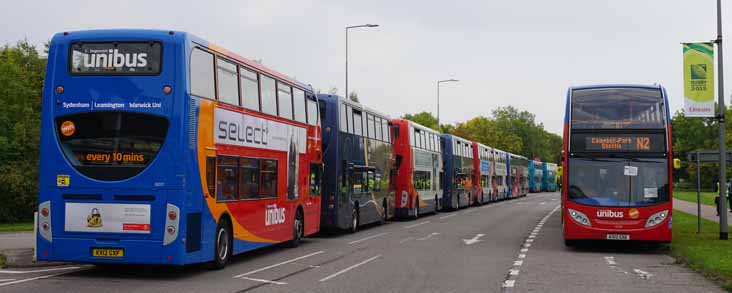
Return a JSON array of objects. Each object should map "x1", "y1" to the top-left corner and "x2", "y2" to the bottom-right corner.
[
  {"x1": 562, "y1": 84, "x2": 672, "y2": 245},
  {"x1": 392, "y1": 119, "x2": 443, "y2": 218}
]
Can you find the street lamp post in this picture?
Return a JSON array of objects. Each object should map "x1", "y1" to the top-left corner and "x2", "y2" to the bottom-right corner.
[
  {"x1": 437, "y1": 79, "x2": 459, "y2": 126},
  {"x1": 346, "y1": 24, "x2": 379, "y2": 100}
]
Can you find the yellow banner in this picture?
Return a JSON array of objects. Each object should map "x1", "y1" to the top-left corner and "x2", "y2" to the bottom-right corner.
[{"x1": 683, "y1": 42, "x2": 714, "y2": 117}]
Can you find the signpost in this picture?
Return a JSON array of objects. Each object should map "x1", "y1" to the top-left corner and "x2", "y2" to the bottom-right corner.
[{"x1": 688, "y1": 151, "x2": 732, "y2": 234}]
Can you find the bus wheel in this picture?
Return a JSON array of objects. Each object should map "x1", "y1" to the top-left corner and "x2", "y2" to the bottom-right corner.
[
  {"x1": 287, "y1": 210, "x2": 304, "y2": 248},
  {"x1": 564, "y1": 239, "x2": 575, "y2": 247},
  {"x1": 209, "y1": 220, "x2": 232, "y2": 269},
  {"x1": 350, "y1": 207, "x2": 359, "y2": 233},
  {"x1": 413, "y1": 197, "x2": 419, "y2": 219},
  {"x1": 434, "y1": 196, "x2": 439, "y2": 213},
  {"x1": 380, "y1": 200, "x2": 387, "y2": 224},
  {"x1": 453, "y1": 196, "x2": 459, "y2": 211}
]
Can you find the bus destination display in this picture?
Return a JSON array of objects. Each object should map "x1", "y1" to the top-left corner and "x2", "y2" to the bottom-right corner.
[{"x1": 571, "y1": 133, "x2": 665, "y2": 152}]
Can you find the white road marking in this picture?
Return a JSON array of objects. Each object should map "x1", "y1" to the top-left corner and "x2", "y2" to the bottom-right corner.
[
  {"x1": 416, "y1": 232, "x2": 439, "y2": 241},
  {"x1": 518, "y1": 254, "x2": 526, "y2": 259},
  {"x1": 240, "y1": 276, "x2": 288, "y2": 285},
  {"x1": 399, "y1": 237, "x2": 414, "y2": 244},
  {"x1": 0, "y1": 279, "x2": 15, "y2": 282},
  {"x1": 0, "y1": 266, "x2": 81, "y2": 274},
  {"x1": 404, "y1": 221, "x2": 430, "y2": 229},
  {"x1": 462, "y1": 233, "x2": 485, "y2": 245},
  {"x1": 633, "y1": 269, "x2": 654, "y2": 280},
  {"x1": 604, "y1": 256, "x2": 617, "y2": 265},
  {"x1": 348, "y1": 232, "x2": 390, "y2": 245},
  {"x1": 439, "y1": 214, "x2": 456, "y2": 220},
  {"x1": 463, "y1": 209, "x2": 476, "y2": 214},
  {"x1": 0, "y1": 269, "x2": 85, "y2": 287},
  {"x1": 234, "y1": 251, "x2": 324, "y2": 278},
  {"x1": 502, "y1": 280, "x2": 516, "y2": 288},
  {"x1": 509, "y1": 269, "x2": 520, "y2": 276},
  {"x1": 520, "y1": 248, "x2": 529, "y2": 253},
  {"x1": 526, "y1": 239, "x2": 534, "y2": 243},
  {"x1": 513, "y1": 260, "x2": 524, "y2": 266},
  {"x1": 318, "y1": 255, "x2": 382, "y2": 282},
  {"x1": 523, "y1": 243, "x2": 531, "y2": 248}
]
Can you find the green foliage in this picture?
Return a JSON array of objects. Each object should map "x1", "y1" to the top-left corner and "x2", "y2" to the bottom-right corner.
[
  {"x1": 674, "y1": 191, "x2": 719, "y2": 207},
  {"x1": 0, "y1": 41, "x2": 45, "y2": 223},
  {"x1": 402, "y1": 111, "x2": 440, "y2": 131},
  {"x1": 671, "y1": 108, "x2": 732, "y2": 190},
  {"x1": 402, "y1": 106, "x2": 562, "y2": 163},
  {"x1": 0, "y1": 222, "x2": 34, "y2": 232}
]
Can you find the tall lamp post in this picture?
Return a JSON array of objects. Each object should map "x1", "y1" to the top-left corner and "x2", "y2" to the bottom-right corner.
[
  {"x1": 437, "y1": 79, "x2": 459, "y2": 126},
  {"x1": 714, "y1": 0, "x2": 727, "y2": 240},
  {"x1": 346, "y1": 24, "x2": 379, "y2": 99}
]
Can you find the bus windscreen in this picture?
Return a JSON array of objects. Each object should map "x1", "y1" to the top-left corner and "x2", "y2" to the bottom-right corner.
[{"x1": 571, "y1": 87, "x2": 666, "y2": 129}]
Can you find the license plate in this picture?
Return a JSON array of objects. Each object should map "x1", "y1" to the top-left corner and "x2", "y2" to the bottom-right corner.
[
  {"x1": 92, "y1": 248, "x2": 124, "y2": 257},
  {"x1": 606, "y1": 234, "x2": 630, "y2": 240}
]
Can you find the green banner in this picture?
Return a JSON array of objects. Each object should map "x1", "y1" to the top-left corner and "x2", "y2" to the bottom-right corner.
[{"x1": 683, "y1": 42, "x2": 714, "y2": 117}]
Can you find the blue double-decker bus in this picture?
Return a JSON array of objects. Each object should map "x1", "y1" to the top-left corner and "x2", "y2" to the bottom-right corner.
[
  {"x1": 37, "y1": 29, "x2": 324, "y2": 267},
  {"x1": 529, "y1": 160, "x2": 544, "y2": 193},
  {"x1": 318, "y1": 94, "x2": 395, "y2": 232},
  {"x1": 441, "y1": 134, "x2": 474, "y2": 210}
]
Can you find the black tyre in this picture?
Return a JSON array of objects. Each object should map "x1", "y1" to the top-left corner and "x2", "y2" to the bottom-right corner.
[
  {"x1": 350, "y1": 207, "x2": 359, "y2": 233},
  {"x1": 286, "y1": 210, "x2": 304, "y2": 248},
  {"x1": 209, "y1": 220, "x2": 232, "y2": 269},
  {"x1": 413, "y1": 197, "x2": 419, "y2": 219},
  {"x1": 380, "y1": 200, "x2": 387, "y2": 224},
  {"x1": 452, "y1": 195, "x2": 459, "y2": 211},
  {"x1": 564, "y1": 239, "x2": 576, "y2": 247},
  {"x1": 434, "y1": 196, "x2": 439, "y2": 213}
]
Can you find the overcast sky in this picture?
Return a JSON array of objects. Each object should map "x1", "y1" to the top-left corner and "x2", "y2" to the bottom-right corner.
[{"x1": 2, "y1": 0, "x2": 731, "y2": 134}]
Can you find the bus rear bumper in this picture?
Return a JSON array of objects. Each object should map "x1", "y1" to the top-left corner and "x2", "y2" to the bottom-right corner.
[{"x1": 37, "y1": 237, "x2": 186, "y2": 265}]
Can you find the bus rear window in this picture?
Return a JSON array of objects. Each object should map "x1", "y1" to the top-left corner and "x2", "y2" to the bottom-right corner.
[
  {"x1": 571, "y1": 87, "x2": 666, "y2": 129},
  {"x1": 55, "y1": 112, "x2": 168, "y2": 181},
  {"x1": 70, "y1": 42, "x2": 162, "y2": 75}
]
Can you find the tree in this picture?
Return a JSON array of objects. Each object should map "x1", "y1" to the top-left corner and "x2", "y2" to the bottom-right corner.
[
  {"x1": 0, "y1": 41, "x2": 46, "y2": 222},
  {"x1": 349, "y1": 92, "x2": 359, "y2": 103},
  {"x1": 402, "y1": 111, "x2": 440, "y2": 131}
]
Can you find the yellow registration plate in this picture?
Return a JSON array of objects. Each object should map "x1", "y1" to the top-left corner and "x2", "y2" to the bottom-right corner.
[{"x1": 92, "y1": 248, "x2": 124, "y2": 257}]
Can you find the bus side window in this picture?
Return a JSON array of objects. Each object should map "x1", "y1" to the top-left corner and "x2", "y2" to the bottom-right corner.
[
  {"x1": 309, "y1": 163, "x2": 322, "y2": 196},
  {"x1": 239, "y1": 158, "x2": 260, "y2": 200},
  {"x1": 206, "y1": 156, "x2": 216, "y2": 197},
  {"x1": 217, "y1": 156, "x2": 238, "y2": 201}
]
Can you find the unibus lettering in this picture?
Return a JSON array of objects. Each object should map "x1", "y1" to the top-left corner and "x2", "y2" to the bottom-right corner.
[{"x1": 83, "y1": 49, "x2": 148, "y2": 69}]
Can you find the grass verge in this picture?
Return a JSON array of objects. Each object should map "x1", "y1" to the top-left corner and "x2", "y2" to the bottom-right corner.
[
  {"x1": 671, "y1": 209, "x2": 732, "y2": 290},
  {"x1": 674, "y1": 190, "x2": 718, "y2": 207},
  {"x1": 0, "y1": 222, "x2": 34, "y2": 233}
]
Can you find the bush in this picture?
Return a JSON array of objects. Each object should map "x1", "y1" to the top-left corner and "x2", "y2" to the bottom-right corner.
[{"x1": 0, "y1": 41, "x2": 45, "y2": 223}]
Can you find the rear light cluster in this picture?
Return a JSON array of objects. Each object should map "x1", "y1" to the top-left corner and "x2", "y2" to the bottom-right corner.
[
  {"x1": 568, "y1": 208, "x2": 591, "y2": 227},
  {"x1": 163, "y1": 204, "x2": 180, "y2": 246},
  {"x1": 645, "y1": 210, "x2": 668, "y2": 228},
  {"x1": 38, "y1": 201, "x2": 52, "y2": 242}
]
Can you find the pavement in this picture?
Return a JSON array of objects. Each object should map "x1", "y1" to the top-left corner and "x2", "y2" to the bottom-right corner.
[
  {"x1": 0, "y1": 232, "x2": 34, "y2": 251},
  {"x1": 0, "y1": 192, "x2": 723, "y2": 292},
  {"x1": 673, "y1": 198, "x2": 732, "y2": 223}
]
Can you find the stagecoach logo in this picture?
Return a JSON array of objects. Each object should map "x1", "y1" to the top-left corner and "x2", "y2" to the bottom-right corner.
[
  {"x1": 597, "y1": 210, "x2": 624, "y2": 218},
  {"x1": 265, "y1": 204, "x2": 286, "y2": 226},
  {"x1": 628, "y1": 208, "x2": 640, "y2": 219},
  {"x1": 82, "y1": 49, "x2": 148, "y2": 69},
  {"x1": 60, "y1": 121, "x2": 76, "y2": 137},
  {"x1": 86, "y1": 208, "x2": 103, "y2": 228}
]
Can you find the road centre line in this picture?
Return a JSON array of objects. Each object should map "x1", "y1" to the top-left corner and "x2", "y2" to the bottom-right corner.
[
  {"x1": 348, "y1": 232, "x2": 389, "y2": 245},
  {"x1": 0, "y1": 279, "x2": 15, "y2": 282},
  {"x1": 0, "y1": 266, "x2": 81, "y2": 274},
  {"x1": 404, "y1": 221, "x2": 430, "y2": 229},
  {"x1": 439, "y1": 214, "x2": 456, "y2": 220},
  {"x1": 399, "y1": 237, "x2": 414, "y2": 244},
  {"x1": 0, "y1": 269, "x2": 86, "y2": 287},
  {"x1": 318, "y1": 255, "x2": 382, "y2": 282},
  {"x1": 240, "y1": 276, "x2": 288, "y2": 285},
  {"x1": 234, "y1": 251, "x2": 324, "y2": 278}
]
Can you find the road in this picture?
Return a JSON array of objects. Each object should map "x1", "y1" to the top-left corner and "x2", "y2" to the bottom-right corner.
[{"x1": 0, "y1": 192, "x2": 723, "y2": 292}]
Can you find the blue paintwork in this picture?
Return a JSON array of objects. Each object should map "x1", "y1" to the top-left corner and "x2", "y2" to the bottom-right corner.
[{"x1": 36, "y1": 29, "x2": 294, "y2": 265}]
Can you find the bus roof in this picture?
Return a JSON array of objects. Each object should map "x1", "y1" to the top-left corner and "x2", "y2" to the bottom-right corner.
[
  {"x1": 54, "y1": 29, "x2": 313, "y2": 92},
  {"x1": 320, "y1": 94, "x2": 392, "y2": 119},
  {"x1": 569, "y1": 83, "x2": 663, "y2": 91}
]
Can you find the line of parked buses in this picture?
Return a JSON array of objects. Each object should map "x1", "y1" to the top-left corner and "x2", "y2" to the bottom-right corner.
[{"x1": 37, "y1": 30, "x2": 560, "y2": 267}]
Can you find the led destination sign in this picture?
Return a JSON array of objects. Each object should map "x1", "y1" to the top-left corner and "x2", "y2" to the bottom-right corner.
[{"x1": 571, "y1": 133, "x2": 665, "y2": 153}]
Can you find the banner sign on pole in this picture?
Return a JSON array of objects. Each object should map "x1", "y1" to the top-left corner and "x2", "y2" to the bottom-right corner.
[{"x1": 683, "y1": 42, "x2": 715, "y2": 117}]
